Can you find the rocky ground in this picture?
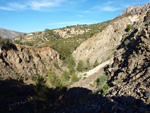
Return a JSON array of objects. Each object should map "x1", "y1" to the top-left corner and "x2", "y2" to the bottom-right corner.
[
  {"x1": 0, "y1": 44, "x2": 61, "y2": 80},
  {"x1": 106, "y1": 9, "x2": 150, "y2": 106}
]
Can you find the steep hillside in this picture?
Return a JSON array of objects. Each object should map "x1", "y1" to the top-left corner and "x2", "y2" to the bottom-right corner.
[
  {"x1": 0, "y1": 28, "x2": 23, "y2": 39},
  {"x1": 105, "y1": 9, "x2": 150, "y2": 105},
  {"x1": 73, "y1": 14, "x2": 139, "y2": 65}
]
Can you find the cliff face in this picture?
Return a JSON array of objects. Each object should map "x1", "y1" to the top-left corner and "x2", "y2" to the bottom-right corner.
[
  {"x1": 0, "y1": 44, "x2": 61, "y2": 80},
  {"x1": 73, "y1": 14, "x2": 139, "y2": 64},
  {"x1": 120, "y1": 3, "x2": 150, "y2": 16},
  {"x1": 106, "y1": 9, "x2": 150, "y2": 104}
]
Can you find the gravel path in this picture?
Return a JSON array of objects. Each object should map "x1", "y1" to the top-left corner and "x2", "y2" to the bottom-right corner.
[
  {"x1": 71, "y1": 59, "x2": 111, "y2": 89},
  {"x1": 81, "y1": 60, "x2": 111, "y2": 78}
]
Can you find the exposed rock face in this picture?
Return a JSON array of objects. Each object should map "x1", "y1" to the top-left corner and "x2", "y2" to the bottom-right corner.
[
  {"x1": 120, "y1": 3, "x2": 150, "y2": 16},
  {"x1": 73, "y1": 15, "x2": 139, "y2": 64},
  {"x1": 54, "y1": 27, "x2": 90, "y2": 39},
  {"x1": 106, "y1": 10, "x2": 150, "y2": 104},
  {"x1": 0, "y1": 44, "x2": 61, "y2": 80},
  {"x1": 0, "y1": 28, "x2": 23, "y2": 39}
]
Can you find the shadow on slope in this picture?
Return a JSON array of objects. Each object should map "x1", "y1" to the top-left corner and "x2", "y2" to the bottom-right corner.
[{"x1": 0, "y1": 79, "x2": 150, "y2": 113}]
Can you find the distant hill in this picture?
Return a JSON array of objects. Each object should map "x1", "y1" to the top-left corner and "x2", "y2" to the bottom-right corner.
[{"x1": 0, "y1": 28, "x2": 24, "y2": 39}]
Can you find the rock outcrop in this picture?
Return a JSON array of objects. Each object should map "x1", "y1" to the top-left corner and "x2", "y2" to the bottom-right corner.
[
  {"x1": 0, "y1": 44, "x2": 61, "y2": 80},
  {"x1": 120, "y1": 3, "x2": 150, "y2": 16},
  {"x1": 53, "y1": 27, "x2": 90, "y2": 39}
]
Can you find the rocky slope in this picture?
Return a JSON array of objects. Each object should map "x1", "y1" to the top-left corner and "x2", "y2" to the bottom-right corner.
[
  {"x1": 0, "y1": 28, "x2": 23, "y2": 39},
  {"x1": 105, "y1": 9, "x2": 150, "y2": 105},
  {"x1": 73, "y1": 14, "x2": 139, "y2": 65},
  {"x1": 121, "y1": 3, "x2": 150, "y2": 16},
  {"x1": 0, "y1": 44, "x2": 61, "y2": 80}
]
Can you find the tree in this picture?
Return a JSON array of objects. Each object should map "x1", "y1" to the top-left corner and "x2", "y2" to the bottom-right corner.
[{"x1": 77, "y1": 60, "x2": 85, "y2": 72}]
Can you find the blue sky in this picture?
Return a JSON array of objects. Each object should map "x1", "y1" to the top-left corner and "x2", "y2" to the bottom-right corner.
[{"x1": 0, "y1": 0, "x2": 150, "y2": 33}]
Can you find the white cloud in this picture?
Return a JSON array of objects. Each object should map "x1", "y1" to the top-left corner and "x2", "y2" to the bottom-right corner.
[
  {"x1": 8, "y1": 3, "x2": 27, "y2": 10},
  {"x1": 29, "y1": 0, "x2": 66, "y2": 11},
  {"x1": 101, "y1": 6, "x2": 120, "y2": 12},
  {"x1": 0, "y1": 0, "x2": 66, "y2": 11},
  {"x1": 0, "y1": 6, "x2": 14, "y2": 11}
]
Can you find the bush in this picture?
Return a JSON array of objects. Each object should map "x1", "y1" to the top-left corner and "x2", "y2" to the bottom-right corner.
[
  {"x1": 93, "y1": 59, "x2": 99, "y2": 67},
  {"x1": 86, "y1": 58, "x2": 91, "y2": 70},
  {"x1": 0, "y1": 37, "x2": 14, "y2": 49},
  {"x1": 48, "y1": 71, "x2": 61, "y2": 87},
  {"x1": 65, "y1": 55, "x2": 76, "y2": 74},
  {"x1": 100, "y1": 85, "x2": 110, "y2": 96},
  {"x1": 71, "y1": 73, "x2": 80, "y2": 83},
  {"x1": 60, "y1": 71, "x2": 70, "y2": 86},
  {"x1": 96, "y1": 73, "x2": 108, "y2": 87},
  {"x1": 77, "y1": 60, "x2": 85, "y2": 72},
  {"x1": 68, "y1": 65, "x2": 75, "y2": 74},
  {"x1": 65, "y1": 55, "x2": 75, "y2": 67},
  {"x1": 53, "y1": 61, "x2": 61, "y2": 70},
  {"x1": 124, "y1": 39, "x2": 130, "y2": 46},
  {"x1": 126, "y1": 24, "x2": 132, "y2": 32},
  {"x1": 35, "y1": 76, "x2": 46, "y2": 86}
]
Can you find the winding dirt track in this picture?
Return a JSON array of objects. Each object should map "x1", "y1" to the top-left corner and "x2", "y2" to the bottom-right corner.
[{"x1": 71, "y1": 60, "x2": 111, "y2": 90}]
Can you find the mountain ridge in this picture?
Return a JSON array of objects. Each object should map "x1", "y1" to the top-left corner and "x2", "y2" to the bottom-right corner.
[{"x1": 0, "y1": 28, "x2": 24, "y2": 39}]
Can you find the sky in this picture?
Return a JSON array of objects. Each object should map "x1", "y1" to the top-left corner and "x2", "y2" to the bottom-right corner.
[{"x1": 0, "y1": 0, "x2": 150, "y2": 33}]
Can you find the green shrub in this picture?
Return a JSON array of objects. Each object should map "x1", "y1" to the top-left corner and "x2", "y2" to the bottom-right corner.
[
  {"x1": 35, "y1": 76, "x2": 46, "y2": 86},
  {"x1": 52, "y1": 38, "x2": 79, "y2": 60},
  {"x1": 60, "y1": 70, "x2": 70, "y2": 86},
  {"x1": 14, "y1": 40, "x2": 23, "y2": 45},
  {"x1": 0, "y1": 37, "x2": 14, "y2": 49},
  {"x1": 65, "y1": 55, "x2": 75, "y2": 67},
  {"x1": 100, "y1": 85, "x2": 110, "y2": 96},
  {"x1": 86, "y1": 58, "x2": 91, "y2": 70},
  {"x1": 96, "y1": 73, "x2": 108, "y2": 87},
  {"x1": 65, "y1": 55, "x2": 76, "y2": 74},
  {"x1": 53, "y1": 61, "x2": 61, "y2": 70},
  {"x1": 68, "y1": 65, "x2": 76, "y2": 74},
  {"x1": 34, "y1": 76, "x2": 51, "y2": 101},
  {"x1": 93, "y1": 59, "x2": 99, "y2": 67},
  {"x1": 124, "y1": 39, "x2": 130, "y2": 46},
  {"x1": 126, "y1": 24, "x2": 132, "y2": 32},
  {"x1": 71, "y1": 73, "x2": 80, "y2": 83},
  {"x1": 48, "y1": 71, "x2": 61, "y2": 87},
  {"x1": 77, "y1": 60, "x2": 85, "y2": 72}
]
